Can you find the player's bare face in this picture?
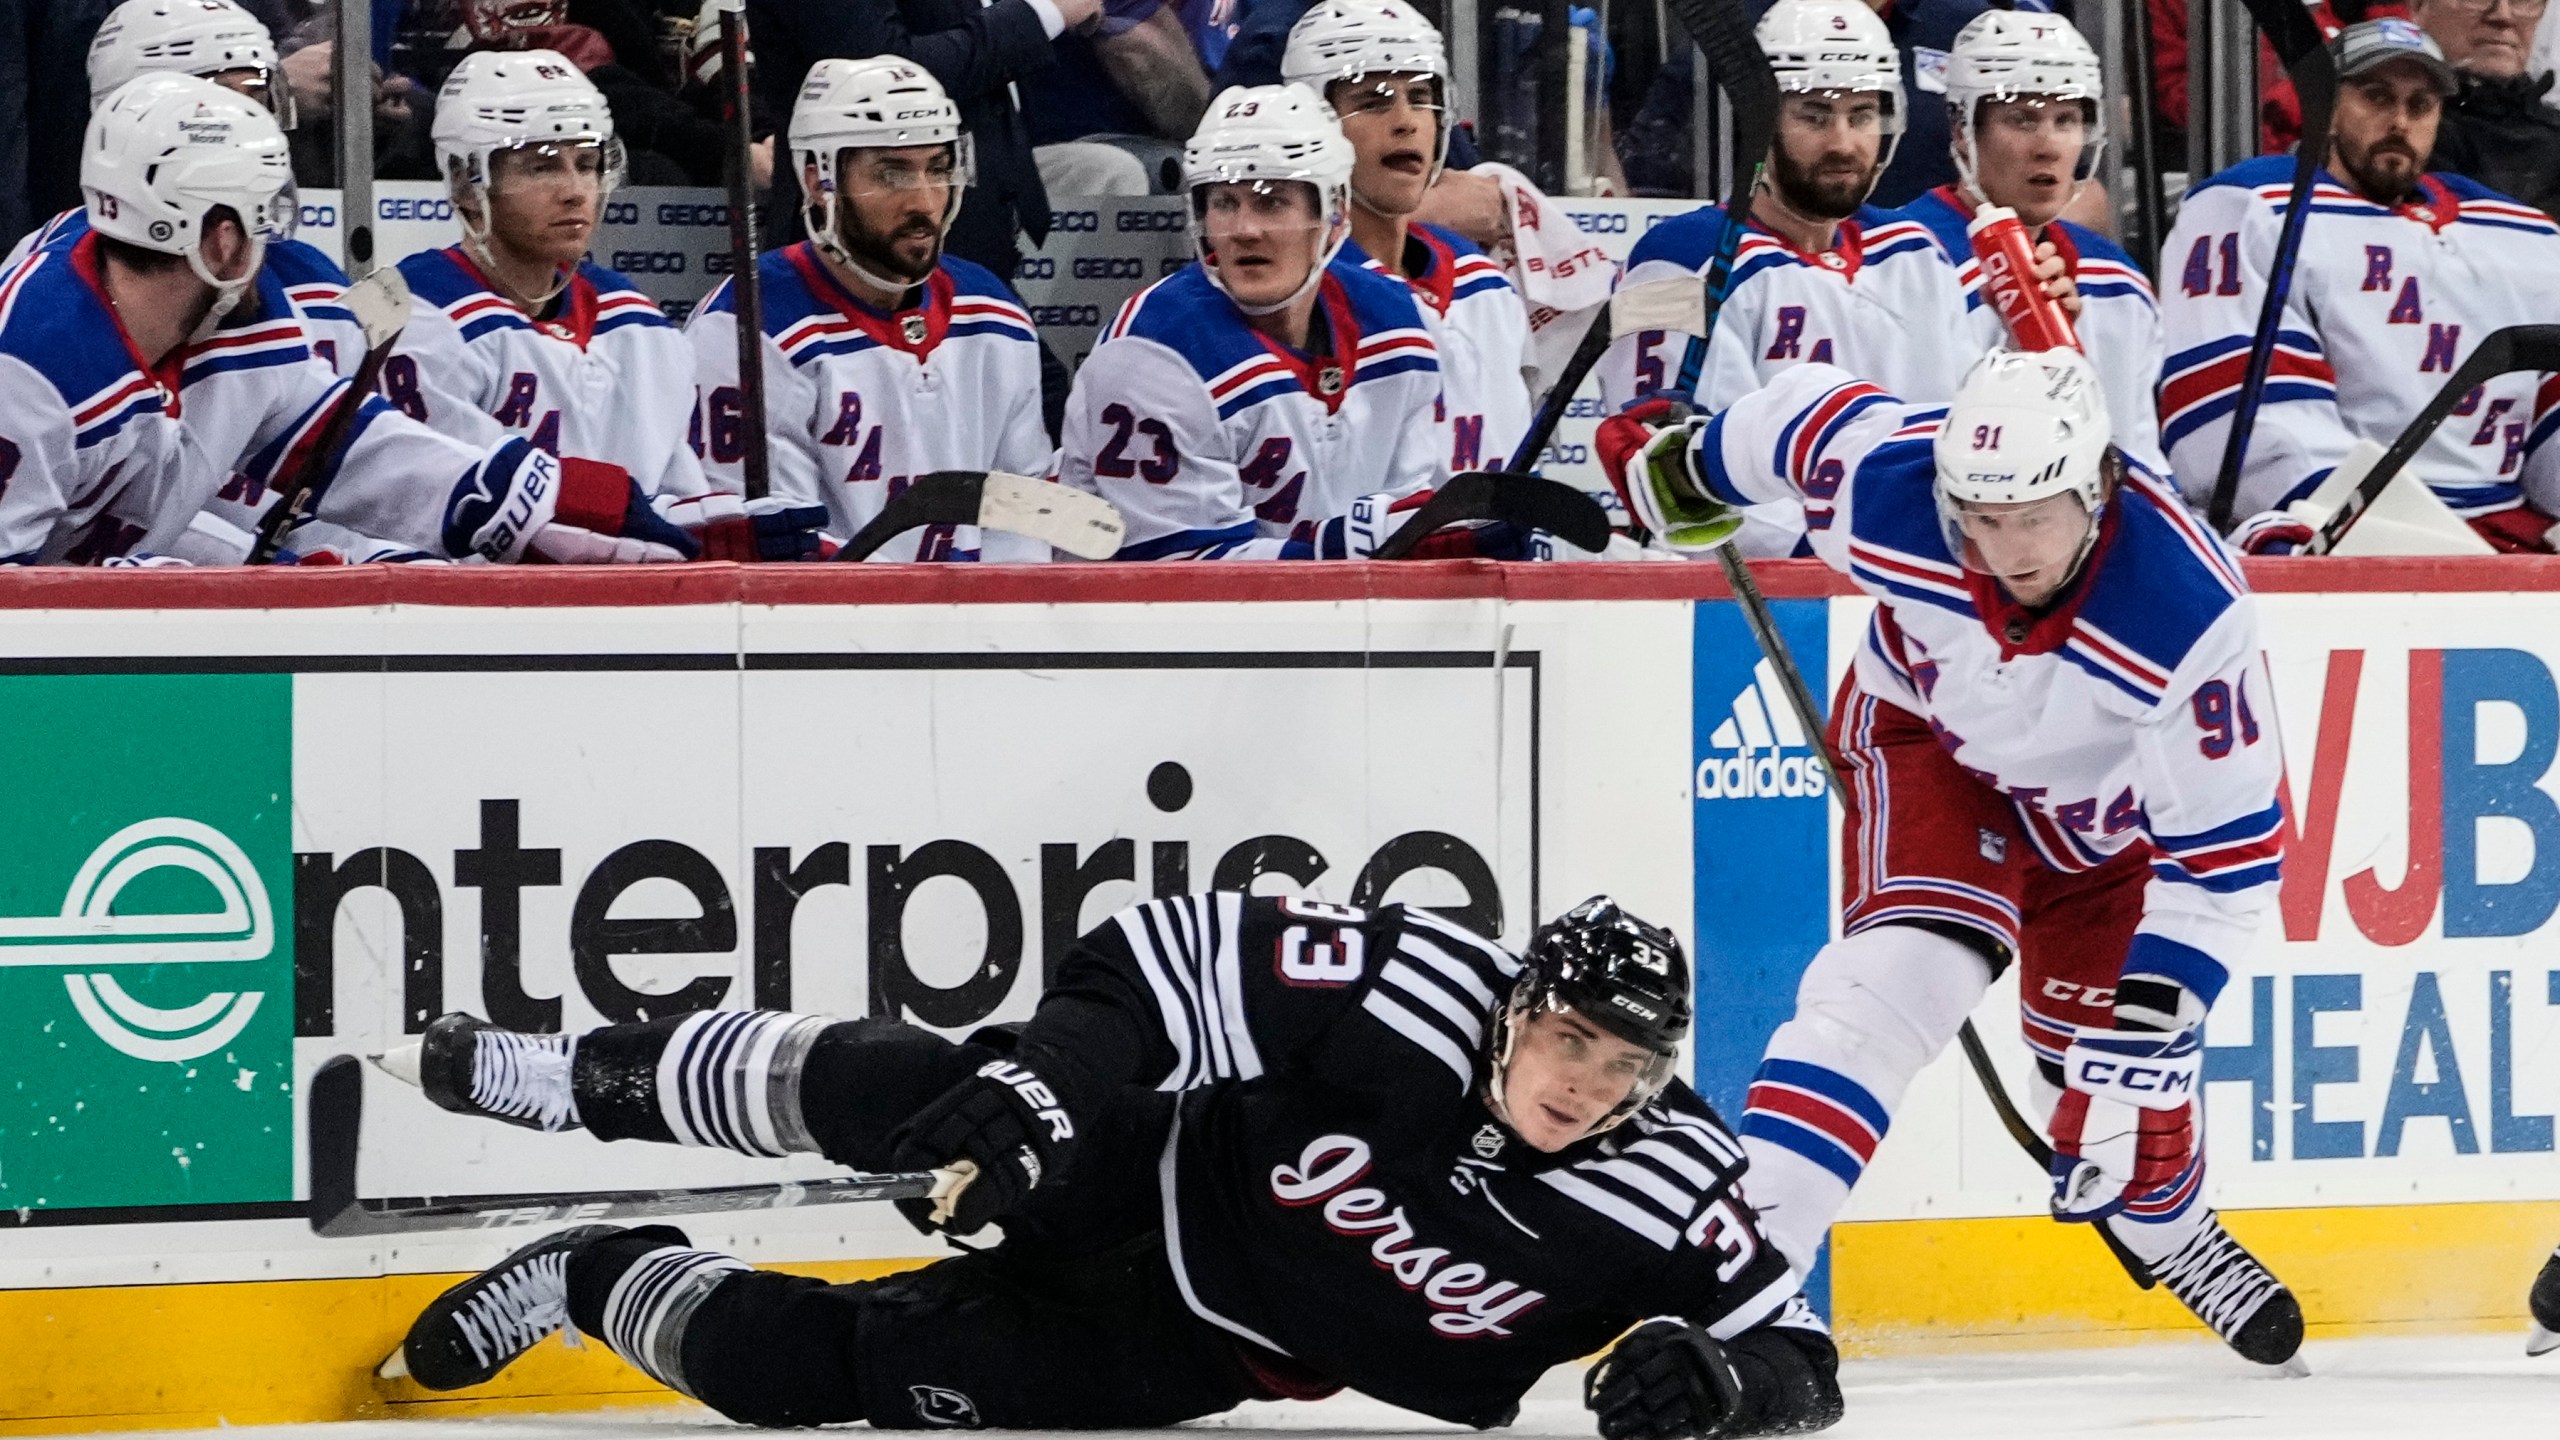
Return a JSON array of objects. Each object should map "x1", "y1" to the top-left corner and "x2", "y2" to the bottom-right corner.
[
  {"x1": 485, "y1": 143, "x2": 606, "y2": 269},
  {"x1": 836, "y1": 145, "x2": 958, "y2": 284},
  {"x1": 1331, "y1": 73, "x2": 1442, "y2": 216},
  {"x1": 1968, "y1": 97, "x2": 2089, "y2": 229},
  {"x1": 1501, "y1": 1009, "x2": 1651, "y2": 1152},
  {"x1": 1769, "y1": 93, "x2": 1885, "y2": 222},
  {"x1": 2330, "y1": 65, "x2": 2444, "y2": 207},
  {"x1": 1200, "y1": 180, "x2": 1326, "y2": 310},
  {"x1": 1950, "y1": 491, "x2": 2093, "y2": 607}
]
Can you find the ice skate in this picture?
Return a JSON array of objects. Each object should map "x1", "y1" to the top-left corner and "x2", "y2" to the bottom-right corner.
[
  {"x1": 388, "y1": 1225, "x2": 621, "y2": 1390},
  {"x1": 374, "y1": 1011, "x2": 581, "y2": 1133},
  {"x1": 2154, "y1": 1215, "x2": 2305, "y2": 1373},
  {"x1": 2528, "y1": 1245, "x2": 2560, "y2": 1356}
]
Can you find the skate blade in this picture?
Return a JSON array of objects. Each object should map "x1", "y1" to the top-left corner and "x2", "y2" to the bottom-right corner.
[
  {"x1": 368, "y1": 1043, "x2": 423, "y2": 1087},
  {"x1": 2261, "y1": 1353, "x2": 2311, "y2": 1379},
  {"x1": 2528, "y1": 1323, "x2": 2559, "y2": 1357},
  {"x1": 377, "y1": 1345, "x2": 411, "y2": 1381}
]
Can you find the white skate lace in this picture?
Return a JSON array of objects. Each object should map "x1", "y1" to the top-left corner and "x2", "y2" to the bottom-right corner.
[
  {"x1": 453, "y1": 1249, "x2": 572, "y2": 1369},
  {"x1": 2156, "y1": 1222, "x2": 2281, "y2": 1339},
  {"x1": 469, "y1": 1030, "x2": 578, "y2": 1132}
]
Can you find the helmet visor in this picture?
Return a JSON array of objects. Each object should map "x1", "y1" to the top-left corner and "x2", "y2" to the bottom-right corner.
[
  {"x1": 485, "y1": 138, "x2": 627, "y2": 198},
  {"x1": 1192, "y1": 178, "x2": 1333, "y2": 292},
  {"x1": 837, "y1": 138, "x2": 975, "y2": 202},
  {"x1": 1935, "y1": 484, "x2": 2095, "y2": 586},
  {"x1": 1963, "y1": 95, "x2": 2104, "y2": 187}
]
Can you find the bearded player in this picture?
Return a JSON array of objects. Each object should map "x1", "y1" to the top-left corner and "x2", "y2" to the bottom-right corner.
[
  {"x1": 1282, "y1": 0, "x2": 1532, "y2": 477},
  {"x1": 685, "y1": 58, "x2": 1051, "y2": 562},
  {"x1": 378, "y1": 895, "x2": 1843, "y2": 1437},
  {"x1": 1597, "y1": 349, "x2": 2307, "y2": 1370}
]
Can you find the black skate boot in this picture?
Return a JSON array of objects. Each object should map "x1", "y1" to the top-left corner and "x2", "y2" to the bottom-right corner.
[
  {"x1": 388, "y1": 1225, "x2": 622, "y2": 1389},
  {"x1": 2154, "y1": 1215, "x2": 2306, "y2": 1372},
  {"x1": 2528, "y1": 1245, "x2": 2560, "y2": 1356},
  {"x1": 375, "y1": 1011, "x2": 580, "y2": 1132}
]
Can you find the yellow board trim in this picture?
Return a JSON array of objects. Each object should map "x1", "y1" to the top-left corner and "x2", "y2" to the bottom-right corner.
[
  {"x1": 0, "y1": 1257, "x2": 930, "y2": 1435},
  {"x1": 1831, "y1": 1199, "x2": 2560, "y2": 1355}
]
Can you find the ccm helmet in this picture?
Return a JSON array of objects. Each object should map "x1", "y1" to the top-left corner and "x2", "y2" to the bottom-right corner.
[
  {"x1": 1945, "y1": 10, "x2": 2107, "y2": 197},
  {"x1": 790, "y1": 57, "x2": 973, "y2": 292},
  {"x1": 1485, "y1": 896, "x2": 1691, "y2": 1138},
  {"x1": 1757, "y1": 0, "x2": 1907, "y2": 177},
  {"x1": 1933, "y1": 347, "x2": 2115, "y2": 579}
]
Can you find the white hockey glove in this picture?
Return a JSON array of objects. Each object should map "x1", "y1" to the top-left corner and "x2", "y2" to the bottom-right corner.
[
  {"x1": 1592, "y1": 397, "x2": 1743, "y2": 553},
  {"x1": 658, "y1": 491, "x2": 832, "y2": 562},
  {"x1": 443, "y1": 446, "x2": 699, "y2": 564}
]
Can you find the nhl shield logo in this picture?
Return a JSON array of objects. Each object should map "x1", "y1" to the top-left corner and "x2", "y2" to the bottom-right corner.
[
  {"x1": 1316, "y1": 364, "x2": 1345, "y2": 396},
  {"x1": 1472, "y1": 1123, "x2": 1506, "y2": 1159},
  {"x1": 1977, "y1": 828, "x2": 2008, "y2": 864},
  {"x1": 902, "y1": 314, "x2": 930, "y2": 345},
  {"x1": 910, "y1": 1385, "x2": 982, "y2": 1427}
]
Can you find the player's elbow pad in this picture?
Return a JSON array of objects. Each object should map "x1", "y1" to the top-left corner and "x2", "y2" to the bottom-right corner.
[{"x1": 1721, "y1": 1327, "x2": 1845, "y2": 1436}]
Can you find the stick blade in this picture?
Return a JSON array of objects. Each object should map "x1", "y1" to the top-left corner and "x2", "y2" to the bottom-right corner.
[
  {"x1": 306, "y1": 1054, "x2": 367, "y2": 1237},
  {"x1": 340, "y1": 268, "x2": 412, "y2": 351},
  {"x1": 975, "y1": 471, "x2": 1127, "y2": 559}
]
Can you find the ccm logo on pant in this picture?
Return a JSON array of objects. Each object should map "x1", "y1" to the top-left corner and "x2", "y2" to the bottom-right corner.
[{"x1": 977, "y1": 1060, "x2": 1075, "y2": 1140}]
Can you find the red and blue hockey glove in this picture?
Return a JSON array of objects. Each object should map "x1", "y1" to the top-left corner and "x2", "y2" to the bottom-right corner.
[
  {"x1": 2229, "y1": 509, "x2": 2314, "y2": 556},
  {"x1": 445, "y1": 447, "x2": 699, "y2": 563},
  {"x1": 2047, "y1": 1026, "x2": 2201, "y2": 1222},
  {"x1": 887, "y1": 1058, "x2": 1079, "y2": 1236},
  {"x1": 660, "y1": 492, "x2": 832, "y2": 561},
  {"x1": 1585, "y1": 1318, "x2": 1745, "y2": 1440}
]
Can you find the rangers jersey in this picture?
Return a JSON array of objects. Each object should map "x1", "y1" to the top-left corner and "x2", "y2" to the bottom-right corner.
[
  {"x1": 2160, "y1": 157, "x2": 2560, "y2": 523},
  {"x1": 381, "y1": 248, "x2": 706, "y2": 501},
  {"x1": 1597, "y1": 205, "x2": 1976, "y2": 557},
  {"x1": 5, "y1": 208, "x2": 367, "y2": 379},
  {"x1": 1342, "y1": 223, "x2": 1533, "y2": 474},
  {"x1": 1899, "y1": 186, "x2": 2168, "y2": 471},
  {"x1": 1686, "y1": 363, "x2": 2283, "y2": 1005},
  {"x1": 0, "y1": 232, "x2": 541, "y2": 563},
  {"x1": 1008, "y1": 893, "x2": 1836, "y2": 1432},
  {"x1": 687, "y1": 244, "x2": 1052, "y2": 563},
  {"x1": 1061, "y1": 259, "x2": 1443, "y2": 559}
]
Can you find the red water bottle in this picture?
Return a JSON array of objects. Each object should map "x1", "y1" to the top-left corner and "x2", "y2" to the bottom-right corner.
[{"x1": 1967, "y1": 204, "x2": 2081, "y2": 354}]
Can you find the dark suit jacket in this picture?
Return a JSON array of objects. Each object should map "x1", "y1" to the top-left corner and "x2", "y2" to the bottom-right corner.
[{"x1": 749, "y1": 0, "x2": 1059, "y2": 276}]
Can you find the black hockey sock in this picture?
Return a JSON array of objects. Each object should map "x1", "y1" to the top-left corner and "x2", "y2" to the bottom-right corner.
[{"x1": 572, "y1": 1010, "x2": 833, "y2": 1154}]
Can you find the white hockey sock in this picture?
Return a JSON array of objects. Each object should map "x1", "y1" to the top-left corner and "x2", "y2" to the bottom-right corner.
[
  {"x1": 653, "y1": 1009, "x2": 832, "y2": 1157},
  {"x1": 601, "y1": 1245, "x2": 752, "y2": 1399},
  {"x1": 1738, "y1": 925, "x2": 1997, "y2": 1277}
]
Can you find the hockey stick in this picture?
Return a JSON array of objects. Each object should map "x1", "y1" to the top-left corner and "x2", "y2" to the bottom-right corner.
[
  {"x1": 1658, "y1": 0, "x2": 1779, "y2": 401},
  {"x1": 2306, "y1": 324, "x2": 2560, "y2": 554},
  {"x1": 2206, "y1": 0, "x2": 2340, "y2": 531},
  {"x1": 247, "y1": 267, "x2": 412, "y2": 564},
  {"x1": 834, "y1": 470, "x2": 1128, "y2": 561},
  {"x1": 712, "y1": 0, "x2": 772, "y2": 501},
  {"x1": 1370, "y1": 468, "x2": 1613, "y2": 558},
  {"x1": 305, "y1": 1054, "x2": 961, "y2": 1237}
]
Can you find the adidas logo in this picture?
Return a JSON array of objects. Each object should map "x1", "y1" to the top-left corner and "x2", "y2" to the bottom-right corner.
[{"x1": 1695, "y1": 659, "x2": 1829, "y2": 801}]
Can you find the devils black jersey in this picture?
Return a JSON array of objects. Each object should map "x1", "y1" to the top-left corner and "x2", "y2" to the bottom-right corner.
[{"x1": 1009, "y1": 893, "x2": 1830, "y2": 1430}]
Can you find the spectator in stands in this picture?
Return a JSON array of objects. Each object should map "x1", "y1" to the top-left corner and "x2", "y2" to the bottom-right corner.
[
  {"x1": 1023, "y1": 0, "x2": 1215, "y2": 196},
  {"x1": 17, "y1": 0, "x2": 118, "y2": 227},
  {"x1": 746, "y1": 0, "x2": 1103, "y2": 281},
  {"x1": 2, "y1": 0, "x2": 29, "y2": 254},
  {"x1": 2416, "y1": 0, "x2": 2560, "y2": 216}
]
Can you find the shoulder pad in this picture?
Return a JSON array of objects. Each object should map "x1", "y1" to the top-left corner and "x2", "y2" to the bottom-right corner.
[
  {"x1": 0, "y1": 252, "x2": 160, "y2": 443},
  {"x1": 1626, "y1": 202, "x2": 1731, "y2": 271},
  {"x1": 2066, "y1": 467, "x2": 2248, "y2": 708},
  {"x1": 2184, "y1": 154, "x2": 2296, "y2": 201},
  {"x1": 1108, "y1": 265, "x2": 1271, "y2": 380},
  {"x1": 263, "y1": 238, "x2": 350, "y2": 288}
]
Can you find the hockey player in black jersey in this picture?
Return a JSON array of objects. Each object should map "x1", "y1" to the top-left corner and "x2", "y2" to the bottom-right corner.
[{"x1": 382, "y1": 894, "x2": 1842, "y2": 1436}]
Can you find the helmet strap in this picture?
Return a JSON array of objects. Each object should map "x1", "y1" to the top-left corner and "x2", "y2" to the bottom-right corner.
[{"x1": 183, "y1": 233, "x2": 264, "y2": 338}]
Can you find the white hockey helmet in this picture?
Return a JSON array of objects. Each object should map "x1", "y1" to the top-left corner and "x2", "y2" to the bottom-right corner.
[
  {"x1": 1183, "y1": 83, "x2": 1356, "y2": 314},
  {"x1": 1758, "y1": 0, "x2": 1906, "y2": 169},
  {"x1": 790, "y1": 57, "x2": 974, "y2": 288},
  {"x1": 434, "y1": 49, "x2": 625, "y2": 235},
  {"x1": 1281, "y1": 0, "x2": 1453, "y2": 180},
  {"x1": 83, "y1": 72, "x2": 298, "y2": 301},
  {"x1": 88, "y1": 0, "x2": 294, "y2": 128},
  {"x1": 1933, "y1": 348, "x2": 2114, "y2": 583},
  {"x1": 1946, "y1": 10, "x2": 2107, "y2": 195}
]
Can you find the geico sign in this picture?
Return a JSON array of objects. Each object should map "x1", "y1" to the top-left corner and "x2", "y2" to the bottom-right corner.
[
  {"x1": 1074, "y1": 256, "x2": 1143, "y2": 279},
  {"x1": 611, "y1": 251, "x2": 688, "y2": 274},
  {"x1": 658, "y1": 202, "x2": 731, "y2": 227},
  {"x1": 380, "y1": 196, "x2": 455, "y2": 222}
]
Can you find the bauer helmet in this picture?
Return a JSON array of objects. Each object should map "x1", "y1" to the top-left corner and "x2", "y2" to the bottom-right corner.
[
  {"x1": 790, "y1": 57, "x2": 974, "y2": 293},
  {"x1": 1281, "y1": 0, "x2": 1453, "y2": 185},
  {"x1": 83, "y1": 72, "x2": 298, "y2": 308},
  {"x1": 1933, "y1": 347, "x2": 2114, "y2": 587},
  {"x1": 89, "y1": 0, "x2": 294, "y2": 127},
  {"x1": 1183, "y1": 83, "x2": 1355, "y2": 315},
  {"x1": 1945, "y1": 11, "x2": 2106, "y2": 198},
  {"x1": 1485, "y1": 896, "x2": 1690, "y2": 1139},
  {"x1": 1757, "y1": 0, "x2": 1906, "y2": 173},
  {"x1": 462, "y1": 0, "x2": 568, "y2": 46}
]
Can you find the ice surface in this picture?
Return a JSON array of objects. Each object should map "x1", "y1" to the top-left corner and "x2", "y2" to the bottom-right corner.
[{"x1": 71, "y1": 1334, "x2": 2560, "y2": 1440}]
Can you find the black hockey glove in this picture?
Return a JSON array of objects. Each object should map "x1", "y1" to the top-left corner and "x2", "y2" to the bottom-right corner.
[
  {"x1": 887, "y1": 1058, "x2": 1078, "y2": 1236},
  {"x1": 1585, "y1": 1319, "x2": 1747, "y2": 1440}
]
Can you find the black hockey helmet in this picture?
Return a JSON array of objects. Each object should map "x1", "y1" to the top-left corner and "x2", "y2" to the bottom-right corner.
[{"x1": 1485, "y1": 896, "x2": 1692, "y2": 1136}]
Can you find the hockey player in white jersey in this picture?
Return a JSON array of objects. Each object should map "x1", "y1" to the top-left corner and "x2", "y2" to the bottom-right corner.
[
  {"x1": 2, "y1": 0, "x2": 365, "y2": 379},
  {"x1": 684, "y1": 58, "x2": 1048, "y2": 563},
  {"x1": 378, "y1": 51, "x2": 773, "y2": 550},
  {"x1": 0, "y1": 75, "x2": 696, "y2": 566},
  {"x1": 2162, "y1": 18, "x2": 2560, "y2": 548},
  {"x1": 1898, "y1": 10, "x2": 2165, "y2": 470},
  {"x1": 1282, "y1": 0, "x2": 1531, "y2": 475},
  {"x1": 1594, "y1": 0, "x2": 1981, "y2": 557},
  {"x1": 1596, "y1": 348, "x2": 2307, "y2": 1369},
  {"x1": 1060, "y1": 84, "x2": 1458, "y2": 560}
]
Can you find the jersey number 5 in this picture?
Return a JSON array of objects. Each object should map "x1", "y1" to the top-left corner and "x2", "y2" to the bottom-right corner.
[{"x1": 1095, "y1": 402, "x2": 1178, "y2": 483}]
